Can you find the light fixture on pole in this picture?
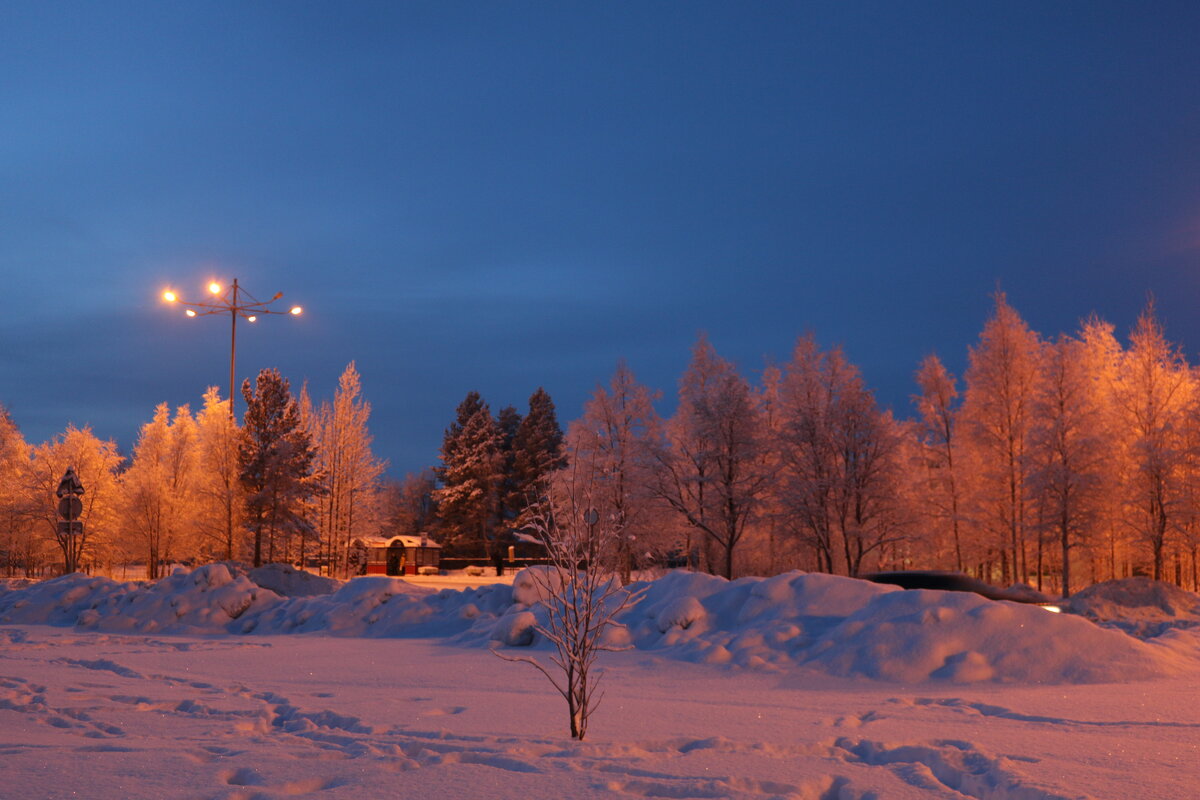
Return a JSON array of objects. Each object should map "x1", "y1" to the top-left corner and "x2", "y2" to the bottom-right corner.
[{"x1": 161, "y1": 278, "x2": 303, "y2": 418}]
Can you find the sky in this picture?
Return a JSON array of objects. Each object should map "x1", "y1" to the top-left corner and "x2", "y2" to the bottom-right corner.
[{"x1": 5, "y1": 1, "x2": 1200, "y2": 476}]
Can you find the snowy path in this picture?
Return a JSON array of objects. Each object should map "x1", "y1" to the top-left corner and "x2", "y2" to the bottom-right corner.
[{"x1": 1, "y1": 626, "x2": 1197, "y2": 799}]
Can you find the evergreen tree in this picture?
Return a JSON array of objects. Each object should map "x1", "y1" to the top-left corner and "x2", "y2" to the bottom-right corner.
[
  {"x1": 435, "y1": 392, "x2": 504, "y2": 563},
  {"x1": 496, "y1": 404, "x2": 524, "y2": 536},
  {"x1": 509, "y1": 388, "x2": 566, "y2": 531},
  {"x1": 239, "y1": 369, "x2": 317, "y2": 567}
]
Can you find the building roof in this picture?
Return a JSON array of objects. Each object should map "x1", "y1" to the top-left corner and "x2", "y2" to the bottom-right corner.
[{"x1": 356, "y1": 534, "x2": 442, "y2": 550}]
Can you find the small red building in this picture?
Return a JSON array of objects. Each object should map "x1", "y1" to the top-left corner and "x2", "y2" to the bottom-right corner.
[{"x1": 360, "y1": 534, "x2": 442, "y2": 576}]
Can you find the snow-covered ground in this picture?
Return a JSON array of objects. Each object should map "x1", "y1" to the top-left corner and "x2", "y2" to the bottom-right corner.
[{"x1": 2, "y1": 567, "x2": 1199, "y2": 799}]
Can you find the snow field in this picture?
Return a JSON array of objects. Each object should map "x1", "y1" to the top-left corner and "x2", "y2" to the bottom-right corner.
[
  {"x1": 3, "y1": 569, "x2": 1200, "y2": 797},
  {"x1": 2, "y1": 628, "x2": 1199, "y2": 799}
]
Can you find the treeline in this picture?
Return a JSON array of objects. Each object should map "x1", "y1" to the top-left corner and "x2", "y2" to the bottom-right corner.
[
  {"x1": 0, "y1": 363, "x2": 386, "y2": 579},
  {"x1": 408, "y1": 293, "x2": 1200, "y2": 596},
  {"x1": 6, "y1": 294, "x2": 1200, "y2": 596}
]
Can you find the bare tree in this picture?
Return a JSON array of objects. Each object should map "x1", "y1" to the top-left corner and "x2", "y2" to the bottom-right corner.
[
  {"x1": 913, "y1": 354, "x2": 966, "y2": 571},
  {"x1": 567, "y1": 361, "x2": 665, "y2": 583},
  {"x1": 492, "y1": 462, "x2": 641, "y2": 741},
  {"x1": 652, "y1": 335, "x2": 769, "y2": 578},
  {"x1": 775, "y1": 335, "x2": 907, "y2": 576},
  {"x1": 1027, "y1": 334, "x2": 1109, "y2": 596}
]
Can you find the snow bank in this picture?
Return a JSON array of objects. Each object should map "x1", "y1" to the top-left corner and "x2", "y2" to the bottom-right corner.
[
  {"x1": 1066, "y1": 577, "x2": 1200, "y2": 637},
  {"x1": 248, "y1": 563, "x2": 339, "y2": 597},
  {"x1": 1, "y1": 564, "x2": 1196, "y2": 684}
]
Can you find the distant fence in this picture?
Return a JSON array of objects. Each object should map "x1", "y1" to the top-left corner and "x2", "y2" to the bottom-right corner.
[{"x1": 438, "y1": 557, "x2": 552, "y2": 575}]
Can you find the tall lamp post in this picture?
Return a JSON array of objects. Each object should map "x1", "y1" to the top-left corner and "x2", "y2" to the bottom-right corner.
[{"x1": 162, "y1": 278, "x2": 302, "y2": 418}]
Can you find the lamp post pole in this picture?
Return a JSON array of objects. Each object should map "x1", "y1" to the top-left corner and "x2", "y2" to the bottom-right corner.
[
  {"x1": 162, "y1": 278, "x2": 303, "y2": 419},
  {"x1": 229, "y1": 278, "x2": 239, "y2": 416}
]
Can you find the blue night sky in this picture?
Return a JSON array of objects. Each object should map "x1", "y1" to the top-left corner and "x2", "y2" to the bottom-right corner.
[{"x1": 5, "y1": 2, "x2": 1200, "y2": 476}]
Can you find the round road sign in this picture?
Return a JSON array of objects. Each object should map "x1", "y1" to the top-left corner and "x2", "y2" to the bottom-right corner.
[{"x1": 57, "y1": 496, "x2": 83, "y2": 520}]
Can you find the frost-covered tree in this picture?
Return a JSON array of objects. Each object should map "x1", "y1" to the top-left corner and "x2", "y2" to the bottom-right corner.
[
  {"x1": 493, "y1": 456, "x2": 642, "y2": 741},
  {"x1": 121, "y1": 403, "x2": 199, "y2": 579},
  {"x1": 239, "y1": 369, "x2": 318, "y2": 567},
  {"x1": 1111, "y1": 304, "x2": 1192, "y2": 581},
  {"x1": 0, "y1": 409, "x2": 39, "y2": 576},
  {"x1": 435, "y1": 392, "x2": 504, "y2": 564},
  {"x1": 28, "y1": 425, "x2": 123, "y2": 574},
  {"x1": 959, "y1": 293, "x2": 1043, "y2": 585},
  {"x1": 652, "y1": 335, "x2": 768, "y2": 579},
  {"x1": 1076, "y1": 316, "x2": 1127, "y2": 583},
  {"x1": 494, "y1": 404, "x2": 524, "y2": 559},
  {"x1": 913, "y1": 354, "x2": 966, "y2": 571},
  {"x1": 382, "y1": 469, "x2": 438, "y2": 537},
  {"x1": 1027, "y1": 334, "x2": 1111, "y2": 596},
  {"x1": 509, "y1": 388, "x2": 567, "y2": 531},
  {"x1": 308, "y1": 363, "x2": 387, "y2": 576},
  {"x1": 776, "y1": 335, "x2": 907, "y2": 577},
  {"x1": 194, "y1": 387, "x2": 244, "y2": 561},
  {"x1": 567, "y1": 362, "x2": 664, "y2": 583}
]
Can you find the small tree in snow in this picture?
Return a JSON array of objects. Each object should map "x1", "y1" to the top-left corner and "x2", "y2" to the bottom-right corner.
[{"x1": 492, "y1": 464, "x2": 641, "y2": 741}]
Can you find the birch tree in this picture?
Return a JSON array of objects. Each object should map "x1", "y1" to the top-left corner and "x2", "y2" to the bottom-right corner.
[
  {"x1": 959, "y1": 293, "x2": 1043, "y2": 585},
  {"x1": 0, "y1": 409, "x2": 39, "y2": 576},
  {"x1": 652, "y1": 335, "x2": 768, "y2": 579},
  {"x1": 1028, "y1": 334, "x2": 1110, "y2": 596},
  {"x1": 28, "y1": 425, "x2": 123, "y2": 574},
  {"x1": 913, "y1": 354, "x2": 966, "y2": 571},
  {"x1": 1112, "y1": 305, "x2": 1191, "y2": 581},
  {"x1": 567, "y1": 362, "x2": 664, "y2": 583},
  {"x1": 121, "y1": 403, "x2": 199, "y2": 578},
  {"x1": 194, "y1": 387, "x2": 244, "y2": 561},
  {"x1": 493, "y1": 455, "x2": 642, "y2": 741},
  {"x1": 776, "y1": 335, "x2": 907, "y2": 576},
  {"x1": 309, "y1": 363, "x2": 387, "y2": 575}
]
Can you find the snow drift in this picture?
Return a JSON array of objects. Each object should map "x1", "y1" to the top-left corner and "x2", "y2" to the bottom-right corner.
[
  {"x1": 1, "y1": 565, "x2": 1196, "y2": 685},
  {"x1": 1067, "y1": 576, "x2": 1200, "y2": 637}
]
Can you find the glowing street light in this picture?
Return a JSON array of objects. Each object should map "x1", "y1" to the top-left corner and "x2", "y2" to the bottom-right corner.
[{"x1": 161, "y1": 278, "x2": 303, "y2": 418}]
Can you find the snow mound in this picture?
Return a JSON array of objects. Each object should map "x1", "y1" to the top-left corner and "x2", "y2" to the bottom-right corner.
[
  {"x1": 614, "y1": 571, "x2": 1182, "y2": 682},
  {"x1": 1, "y1": 567, "x2": 1196, "y2": 684},
  {"x1": 1066, "y1": 577, "x2": 1200, "y2": 637},
  {"x1": 800, "y1": 586, "x2": 1173, "y2": 683},
  {"x1": 248, "y1": 563, "x2": 339, "y2": 597}
]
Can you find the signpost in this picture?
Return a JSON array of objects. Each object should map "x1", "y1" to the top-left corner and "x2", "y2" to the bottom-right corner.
[{"x1": 55, "y1": 467, "x2": 85, "y2": 574}]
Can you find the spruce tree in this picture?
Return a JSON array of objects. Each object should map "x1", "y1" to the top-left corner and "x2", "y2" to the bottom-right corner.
[
  {"x1": 239, "y1": 369, "x2": 317, "y2": 567},
  {"x1": 510, "y1": 388, "x2": 566, "y2": 531},
  {"x1": 493, "y1": 405, "x2": 524, "y2": 567},
  {"x1": 435, "y1": 392, "x2": 504, "y2": 562}
]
